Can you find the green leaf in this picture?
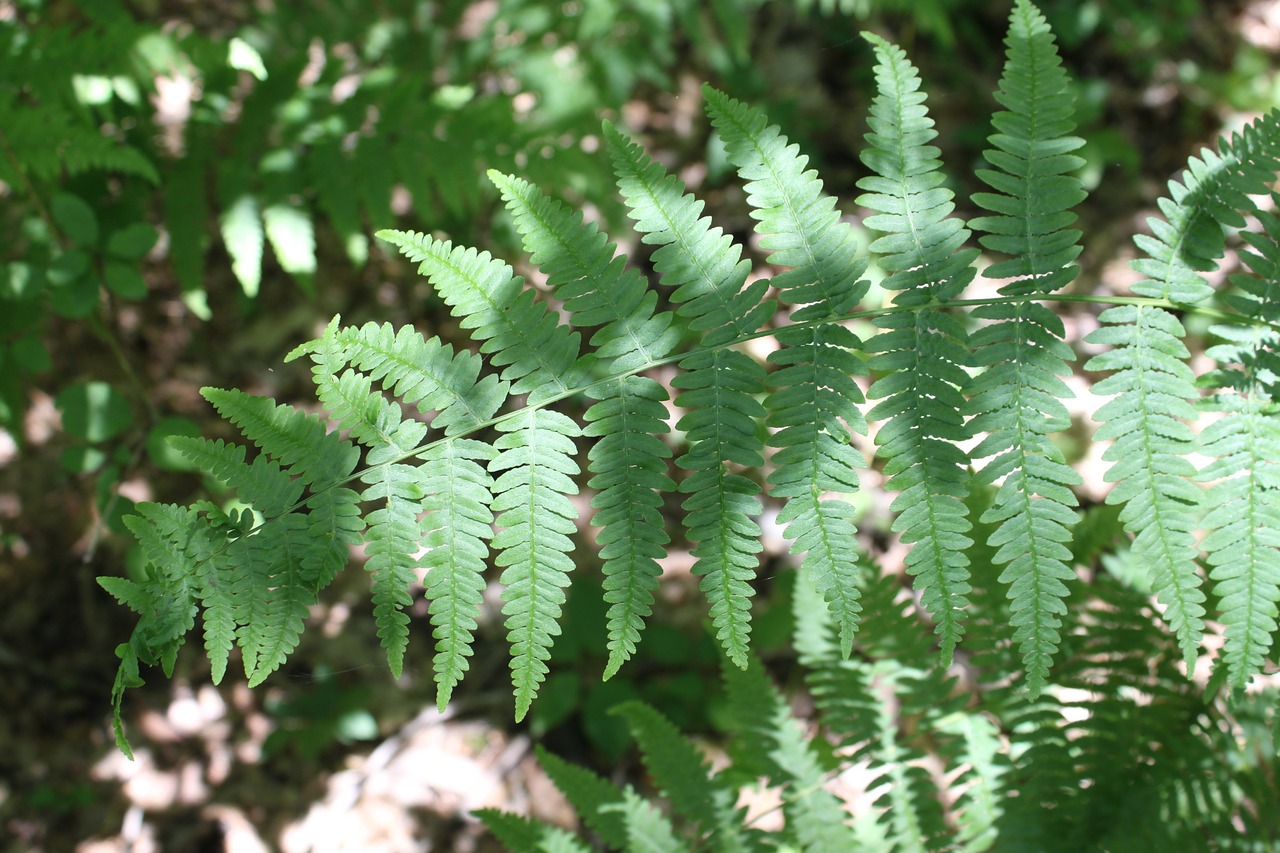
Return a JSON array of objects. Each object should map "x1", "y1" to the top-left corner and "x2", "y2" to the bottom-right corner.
[
  {"x1": 52, "y1": 192, "x2": 99, "y2": 246},
  {"x1": 104, "y1": 260, "x2": 147, "y2": 299},
  {"x1": 57, "y1": 381, "x2": 133, "y2": 443},
  {"x1": 106, "y1": 223, "x2": 159, "y2": 260}
]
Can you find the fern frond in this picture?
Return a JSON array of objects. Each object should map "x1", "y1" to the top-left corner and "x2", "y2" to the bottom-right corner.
[
  {"x1": 200, "y1": 387, "x2": 360, "y2": 488},
  {"x1": 585, "y1": 378, "x2": 674, "y2": 678},
  {"x1": 534, "y1": 746, "x2": 629, "y2": 848},
  {"x1": 360, "y1": 462, "x2": 426, "y2": 680},
  {"x1": 858, "y1": 32, "x2": 977, "y2": 663},
  {"x1": 492, "y1": 409, "x2": 581, "y2": 720},
  {"x1": 488, "y1": 170, "x2": 681, "y2": 373},
  {"x1": 475, "y1": 809, "x2": 595, "y2": 853},
  {"x1": 421, "y1": 438, "x2": 496, "y2": 709},
  {"x1": 1198, "y1": 194, "x2": 1280, "y2": 688},
  {"x1": 1080, "y1": 117, "x2": 1280, "y2": 669},
  {"x1": 613, "y1": 702, "x2": 755, "y2": 849},
  {"x1": 724, "y1": 658, "x2": 858, "y2": 851},
  {"x1": 325, "y1": 320, "x2": 508, "y2": 434},
  {"x1": 376, "y1": 230, "x2": 589, "y2": 403},
  {"x1": 705, "y1": 86, "x2": 869, "y2": 655},
  {"x1": 608, "y1": 788, "x2": 685, "y2": 853},
  {"x1": 962, "y1": 0, "x2": 1085, "y2": 693},
  {"x1": 491, "y1": 172, "x2": 677, "y2": 678},
  {"x1": 607, "y1": 121, "x2": 768, "y2": 667}
]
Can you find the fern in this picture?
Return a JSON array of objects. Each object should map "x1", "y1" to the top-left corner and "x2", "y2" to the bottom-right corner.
[
  {"x1": 857, "y1": 32, "x2": 977, "y2": 664},
  {"x1": 962, "y1": 0, "x2": 1086, "y2": 695},
  {"x1": 103, "y1": 3, "x2": 1280, "y2": 793}
]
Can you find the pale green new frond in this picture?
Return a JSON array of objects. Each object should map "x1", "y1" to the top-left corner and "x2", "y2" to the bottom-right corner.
[
  {"x1": 859, "y1": 32, "x2": 976, "y2": 662},
  {"x1": 608, "y1": 121, "x2": 769, "y2": 667},
  {"x1": 421, "y1": 438, "x2": 496, "y2": 710},
  {"x1": 492, "y1": 409, "x2": 581, "y2": 720},
  {"x1": 377, "y1": 230, "x2": 589, "y2": 403},
  {"x1": 705, "y1": 85, "x2": 869, "y2": 654},
  {"x1": 964, "y1": 1, "x2": 1085, "y2": 693}
]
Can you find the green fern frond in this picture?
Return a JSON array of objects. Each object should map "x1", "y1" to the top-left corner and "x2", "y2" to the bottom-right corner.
[
  {"x1": 612, "y1": 702, "x2": 755, "y2": 849},
  {"x1": 421, "y1": 438, "x2": 496, "y2": 709},
  {"x1": 200, "y1": 387, "x2": 359, "y2": 488},
  {"x1": 705, "y1": 86, "x2": 869, "y2": 655},
  {"x1": 858, "y1": 32, "x2": 977, "y2": 663},
  {"x1": 607, "y1": 121, "x2": 768, "y2": 667},
  {"x1": 376, "y1": 230, "x2": 590, "y2": 403},
  {"x1": 491, "y1": 171, "x2": 677, "y2": 678},
  {"x1": 607, "y1": 788, "x2": 685, "y2": 853},
  {"x1": 488, "y1": 170, "x2": 681, "y2": 372},
  {"x1": 724, "y1": 658, "x2": 858, "y2": 851},
  {"x1": 534, "y1": 746, "x2": 629, "y2": 848},
  {"x1": 963, "y1": 0, "x2": 1085, "y2": 694},
  {"x1": 1198, "y1": 194, "x2": 1280, "y2": 689},
  {"x1": 324, "y1": 320, "x2": 508, "y2": 434},
  {"x1": 475, "y1": 809, "x2": 595, "y2": 853},
  {"x1": 1083, "y1": 114, "x2": 1280, "y2": 670},
  {"x1": 492, "y1": 409, "x2": 581, "y2": 720}
]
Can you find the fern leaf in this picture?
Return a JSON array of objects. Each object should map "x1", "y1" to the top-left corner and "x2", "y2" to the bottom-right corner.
[
  {"x1": 605, "y1": 121, "x2": 773, "y2": 344},
  {"x1": 325, "y1": 320, "x2": 508, "y2": 434},
  {"x1": 705, "y1": 86, "x2": 869, "y2": 655},
  {"x1": 361, "y1": 462, "x2": 426, "y2": 680},
  {"x1": 1198, "y1": 197, "x2": 1280, "y2": 688},
  {"x1": 608, "y1": 789, "x2": 685, "y2": 853},
  {"x1": 233, "y1": 514, "x2": 318, "y2": 686},
  {"x1": 534, "y1": 746, "x2": 629, "y2": 848},
  {"x1": 475, "y1": 809, "x2": 595, "y2": 853},
  {"x1": 376, "y1": 230, "x2": 589, "y2": 403},
  {"x1": 702, "y1": 85, "x2": 868, "y2": 315},
  {"x1": 858, "y1": 32, "x2": 977, "y2": 663},
  {"x1": 492, "y1": 172, "x2": 677, "y2": 677},
  {"x1": 421, "y1": 438, "x2": 497, "y2": 710},
  {"x1": 492, "y1": 409, "x2": 581, "y2": 720},
  {"x1": 608, "y1": 121, "x2": 769, "y2": 667},
  {"x1": 613, "y1": 702, "x2": 754, "y2": 849},
  {"x1": 488, "y1": 170, "x2": 681, "y2": 372},
  {"x1": 585, "y1": 378, "x2": 675, "y2": 678},
  {"x1": 963, "y1": 0, "x2": 1085, "y2": 693},
  {"x1": 723, "y1": 659, "x2": 858, "y2": 852},
  {"x1": 201, "y1": 387, "x2": 359, "y2": 488},
  {"x1": 1085, "y1": 115, "x2": 1280, "y2": 671}
]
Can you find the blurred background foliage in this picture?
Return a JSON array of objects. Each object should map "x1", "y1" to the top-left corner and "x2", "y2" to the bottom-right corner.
[{"x1": 1, "y1": 0, "x2": 1277, "y2": 848}]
